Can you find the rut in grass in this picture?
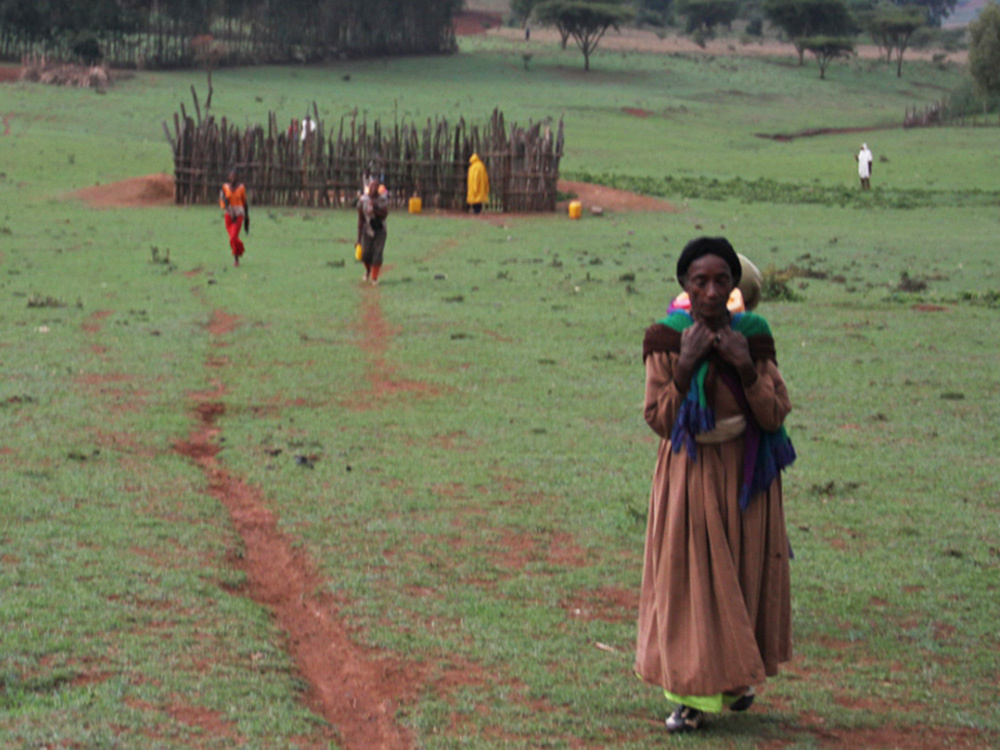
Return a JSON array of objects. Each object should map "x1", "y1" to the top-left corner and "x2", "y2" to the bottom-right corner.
[{"x1": 174, "y1": 309, "x2": 422, "y2": 750}]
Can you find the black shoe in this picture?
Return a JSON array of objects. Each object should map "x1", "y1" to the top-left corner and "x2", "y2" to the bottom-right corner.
[
  {"x1": 728, "y1": 686, "x2": 755, "y2": 712},
  {"x1": 665, "y1": 705, "x2": 703, "y2": 733}
]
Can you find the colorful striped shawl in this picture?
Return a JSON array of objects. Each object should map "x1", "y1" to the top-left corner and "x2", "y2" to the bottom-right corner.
[{"x1": 644, "y1": 311, "x2": 796, "y2": 510}]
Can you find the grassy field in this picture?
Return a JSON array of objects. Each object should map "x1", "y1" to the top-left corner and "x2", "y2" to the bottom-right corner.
[{"x1": 1, "y1": 26, "x2": 998, "y2": 750}]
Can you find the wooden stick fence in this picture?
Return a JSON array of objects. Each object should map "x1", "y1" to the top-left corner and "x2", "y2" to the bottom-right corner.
[
  {"x1": 904, "y1": 99, "x2": 1000, "y2": 128},
  {"x1": 166, "y1": 97, "x2": 564, "y2": 212}
]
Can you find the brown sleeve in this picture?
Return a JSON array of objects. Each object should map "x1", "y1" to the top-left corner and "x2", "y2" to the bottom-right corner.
[
  {"x1": 743, "y1": 359, "x2": 792, "y2": 432},
  {"x1": 642, "y1": 324, "x2": 681, "y2": 362},
  {"x1": 644, "y1": 351, "x2": 685, "y2": 440}
]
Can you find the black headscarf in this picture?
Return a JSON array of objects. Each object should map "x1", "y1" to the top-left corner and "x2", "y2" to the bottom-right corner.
[{"x1": 675, "y1": 237, "x2": 741, "y2": 287}]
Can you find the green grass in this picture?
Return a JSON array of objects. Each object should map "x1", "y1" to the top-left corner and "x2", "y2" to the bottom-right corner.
[{"x1": 1, "y1": 32, "x2": 998, "y2": 749}]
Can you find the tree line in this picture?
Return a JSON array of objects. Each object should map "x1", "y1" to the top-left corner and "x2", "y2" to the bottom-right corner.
[
  {"x1": 0, "y1": 0, "x2": 463, "y2": 68},
  {"x1": 513, "y1": 0, "x2": 964, "y2": 77}
]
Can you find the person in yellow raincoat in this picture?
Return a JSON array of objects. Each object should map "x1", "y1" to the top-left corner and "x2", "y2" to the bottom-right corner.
[{"x1": 466, "y1": 153, "x2": 489, "y2": 214}]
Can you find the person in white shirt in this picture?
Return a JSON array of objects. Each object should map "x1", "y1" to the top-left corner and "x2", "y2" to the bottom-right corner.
[
  {"x1": 301, "y1": 115, "x2": 316, "y2": 142},
  {"x1": 856, "y1": 143, "x2": 873, "y2": 190}
]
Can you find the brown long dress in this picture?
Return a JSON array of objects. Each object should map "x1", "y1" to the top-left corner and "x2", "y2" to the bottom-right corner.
[{"x1": 634, "y1": 346, "x2": 793, "y2": 698}]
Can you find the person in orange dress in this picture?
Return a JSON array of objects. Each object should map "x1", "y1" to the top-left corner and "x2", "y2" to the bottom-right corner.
[{"x1": 219, "y1": 169, "x2": 250, "y2": 266}]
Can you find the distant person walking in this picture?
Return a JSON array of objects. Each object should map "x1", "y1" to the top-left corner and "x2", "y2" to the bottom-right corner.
[
  {"x1": 467, "y1": 153, "x2": 489, "y2": 214},
  {"x1": 219, "y1": 169, "x2": 249, "y2": 267},
  {"x1": 301, "y1": 115, "x2": 316, "y2": 143},
  {"x1": 358, "y1": 178, "x2": 388, "y2": 285},
  {"x1": 856, "y1": 143, "x2": 873, "y2": 190}
]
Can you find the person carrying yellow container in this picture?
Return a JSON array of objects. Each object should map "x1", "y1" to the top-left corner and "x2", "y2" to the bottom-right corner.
[
  {"x1": 357, "y1": 179, "x2": 389, "y2": 285},
  {"x1": 466, "y1": 153, "x2": 489, "y2": 215}
]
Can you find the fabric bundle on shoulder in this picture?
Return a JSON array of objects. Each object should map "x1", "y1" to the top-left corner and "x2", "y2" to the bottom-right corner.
[{"x1": 643, "y1": 310, "x2": 796, "y2": 510}]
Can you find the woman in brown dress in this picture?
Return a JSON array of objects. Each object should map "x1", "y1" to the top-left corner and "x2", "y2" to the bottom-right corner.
[{"x1": 635, "y1": 237, "x2": 796, "y2": 733}]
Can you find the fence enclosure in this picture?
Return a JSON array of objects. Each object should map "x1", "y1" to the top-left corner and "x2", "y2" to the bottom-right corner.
[
  {"x1": 904, "y1": 100, "x2": 1000, "y2": 128},
  {"x1": 167, "y1": 98, "x2": 564, "y2": 213}
]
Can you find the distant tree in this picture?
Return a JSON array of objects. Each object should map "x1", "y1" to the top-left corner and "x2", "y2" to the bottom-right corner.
[
  {"x1": 533, "y1": 1, "x2": 635, "y2": 70},
  {"x1": 511, "y1": 0, "x2": 543, "y2": 25},
  {"x1": 968, "y1": 1, "x2": 1000, "y2": 97},
  {"x1": 0, "y1": 0, "x2": 53, "y2": 44},
  {"x1": 71, "y1": 34, "x2": 103, "y2": 64},
  {"x1": 0, "y1": 0, "x2": 463, "y2": 67},
  {"x1": 799, "y1": 34, "x2": 854, "y2": 77},
  {"x1": 763, "y1": 0, "x2": 858, "y2": 65},
  {"x1": 867, "y1": 4, "x2": 924, "y2": 77},
  {"x1": 891, "y1": 0, "x2": 955, "y2": 26},
  {"x1": 634, "y1": 0, "x2": 673, "y2": 26},
  {"x1": 676, "y1": 0, "x2": 739, "y2": 39}
]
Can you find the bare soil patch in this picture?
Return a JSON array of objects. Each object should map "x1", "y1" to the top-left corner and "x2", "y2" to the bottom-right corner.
[
  {"x1": 0, "y1": 66, "x2": 18, "y2": 83},
  {"x1": 206, "y1": 309, "x2": 241, "y2": 336},
  {"x1": 82, "y1": 309, "x2": 114, "y2": 334},
  {"x1": 453, "y1": 10, "x2": 504, "y2": 36},
  {"x1": 792, "y1": 723, "x2": 994, "y2": 749},
  {"x1": 558, "y1": 179, "x2": 680, "y2": 213},
  {"x1": 72, "y1": 173, "x2": 174, "y2": 208},
  {"x1": 562, "y1": 586, "x2": 638, "y2": 623}
]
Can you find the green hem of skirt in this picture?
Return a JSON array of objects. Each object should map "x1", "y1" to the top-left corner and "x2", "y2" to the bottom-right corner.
[{"x1": 663, "y1": 690, "x2": 724, "y2": 714}]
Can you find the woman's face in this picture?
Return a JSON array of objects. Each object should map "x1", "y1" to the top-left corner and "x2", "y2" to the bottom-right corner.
[{"x1": 683, "y1": 254, "x2": 734, "y2": 323}]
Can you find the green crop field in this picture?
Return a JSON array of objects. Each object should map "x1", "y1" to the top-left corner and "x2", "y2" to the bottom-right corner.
[{"x1": 1, "y1": 24, "x2": 998, "y2": 750}]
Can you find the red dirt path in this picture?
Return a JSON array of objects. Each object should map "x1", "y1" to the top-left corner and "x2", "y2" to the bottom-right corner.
[
  {"x1": 174, "y1": 316, "x2": 422, "y2": 749},
  {"x1": 349, "y1": 287, "x2": 443, "y2": 408}
]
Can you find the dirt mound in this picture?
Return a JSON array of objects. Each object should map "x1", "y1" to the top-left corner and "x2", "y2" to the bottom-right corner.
[
  {"x1": 454, "y1": 10, "x2": 503, "y2": 35},
  {"x1": 73, "y1": 173, "x2": 175, "y2": 208},
  {"x1": 558, "y1": 179, "x2": 680, "y2": 213}
]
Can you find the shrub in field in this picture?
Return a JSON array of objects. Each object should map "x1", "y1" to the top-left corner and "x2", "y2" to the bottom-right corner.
[
  {"x1": 958, "y1": 289, "x2": 1000, "y2": 308},
  {"x1": 761, "y1": 265, "x2": 805, "y2": 301},
  {"x1": 26, "y1": 294, "x2": 72, "y2": 308},
  {"x1": 897, "y1": 271, "x2": 928, "y2": 292},
  {"x1": 969, "y1": 1, "x2": 1000, "y2": 97}
]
